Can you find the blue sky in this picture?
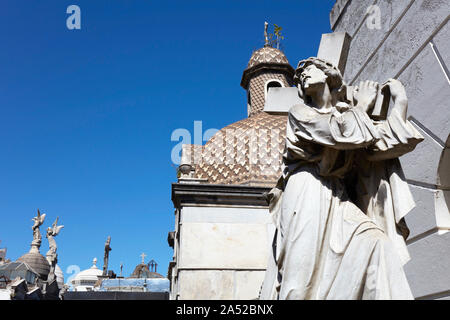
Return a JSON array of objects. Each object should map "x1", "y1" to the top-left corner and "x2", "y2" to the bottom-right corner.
[{"x1": 0, "y1": 0, "x2": 334, "y2": 281}]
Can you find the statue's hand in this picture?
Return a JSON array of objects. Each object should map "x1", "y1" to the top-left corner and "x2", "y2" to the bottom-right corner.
[
  {"x1": 383, "y1": 78, "x2": 407, "y2": 102},
  {"x1": 354, "y1": 80, "x2": 378, "y2": 113},
  {"x1": 383, "y1": 78, "x2": 408, "y2": 121}
]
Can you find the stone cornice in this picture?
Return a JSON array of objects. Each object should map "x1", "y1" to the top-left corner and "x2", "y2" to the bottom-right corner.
[
  {"x1": 171, "y1": 183, "x2": 271, "y2": 208},
  {"x1": 240, "y1": 63, "x2": 295, "y2": 90}
]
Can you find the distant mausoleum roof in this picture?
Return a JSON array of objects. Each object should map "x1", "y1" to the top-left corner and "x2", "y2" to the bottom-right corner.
[
  {"x1": 129, "y1": 263, "x2": 164, "y2": 279},
  {"x1": 0, "y1": 261, "x2": 39, "y2": 284}
]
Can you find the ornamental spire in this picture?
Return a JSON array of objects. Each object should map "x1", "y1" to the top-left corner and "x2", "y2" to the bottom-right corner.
[{"x1": 264, "y1": 21, "x2": 269, "y2": 47}]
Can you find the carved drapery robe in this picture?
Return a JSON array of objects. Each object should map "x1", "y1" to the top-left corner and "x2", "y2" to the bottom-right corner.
[{"x1": 260, "y1": 102, "x2": 423, "y2": 300}]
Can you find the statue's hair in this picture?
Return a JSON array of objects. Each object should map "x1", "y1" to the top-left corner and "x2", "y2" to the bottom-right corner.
[{"x1": 294, "y1": 57, "x2": 344, "y2": 92}]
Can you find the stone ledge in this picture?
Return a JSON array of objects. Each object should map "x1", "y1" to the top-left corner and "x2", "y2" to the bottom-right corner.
[{"x1": 172, "y1": 182, "x2": 270, "y2": 208}]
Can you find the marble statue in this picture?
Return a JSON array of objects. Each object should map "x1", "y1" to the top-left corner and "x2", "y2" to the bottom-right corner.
[
  {"x1": 46, "y1": 217, "x2": 64, "y2": 283},
  {"x1": 260, "y1": 57, "x2": 424, "y2": 300},
  {"x1": 103, "y1": 236, "x2": 112, "y2": 276},
  {"x1": 46, "y1": 217, "x2": 64, "y2": 258},
  {"x1": 30, "y1": 209, "x2": 46, "y2": 251}
]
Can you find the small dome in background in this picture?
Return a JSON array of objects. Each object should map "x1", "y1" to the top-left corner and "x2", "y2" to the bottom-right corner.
[
  {"x1": 241, "y1": 46, "x2": 294, "y2": 91},
  {"x1": 70, "y1": 258, "x2": 103, "y2": 291},
  {"x1": 54, "y1": 264, "x2": 64, "y2": 289},
  {"x1": 247, "y1": 46, "x2": 290, "y2": 69}
]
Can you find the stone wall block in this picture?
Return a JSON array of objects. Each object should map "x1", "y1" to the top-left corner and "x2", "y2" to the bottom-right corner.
[
  {"x1": 405, "y1": 185, "x2": 438, "y2": 240},
  {"x1": 353, "y1": 0, "x2": 450, "y2": 85},
  {"x1": 233, "y1": 271, "x2": 265, "y2": 300},
  {"x1": 178, "y1": 270, "x2": 234, "y2": 300},
  {"x1": 405, "y1": 231, "x2": 450, "y2": 298},
  {"x1": 343, "y1": 0, "x2": 413, "y2": 82},
  {"x1": 400, "y1": 132, "x2": 443, "y2": 186},
  {"x1": 432, "y1": 20, "x2": 450, "y2": 67},
  {"x1": 179, "y1": 222, "x2": 268, "y2": 269},
  {"x1": 333, "y1": 0, "x2": 375, "y2": 36},
  {"x1": 398, "y1": 44, "x2": 450, "y2": 145}
]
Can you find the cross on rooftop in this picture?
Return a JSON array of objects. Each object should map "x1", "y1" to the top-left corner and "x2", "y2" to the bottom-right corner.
[{"x1": 140, "y1": 252, "x2": 147, "y2": 264}]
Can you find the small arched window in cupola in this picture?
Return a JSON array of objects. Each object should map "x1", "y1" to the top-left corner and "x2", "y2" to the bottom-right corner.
[{"x1": 265, "y1": 79, "x2": 284, "y2": 100}]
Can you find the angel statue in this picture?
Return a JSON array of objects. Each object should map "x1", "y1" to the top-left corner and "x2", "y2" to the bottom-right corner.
[
  {"x1": 46, "y1": 217, "x2": 64, "y2": 283},
  {"x1": 31, "y1": 209, "x2": 46, "y2": 250},
  {"x1": 46, "y1": 217, "x2": 64, "y2": 258},
  {"x1": 259, "y1": 57, "x2": 424, "y2": 300}
]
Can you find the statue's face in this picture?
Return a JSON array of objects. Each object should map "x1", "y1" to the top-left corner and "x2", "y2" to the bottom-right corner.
[{"x1": 300, "y1": 64, "x2": 327, "y2": 92}]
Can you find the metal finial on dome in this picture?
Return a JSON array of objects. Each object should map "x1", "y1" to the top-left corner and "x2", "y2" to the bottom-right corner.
[
  {"x1": 92, "y1": 257, "x2": 97, "y2": 267},
  {"x1": 264, "y1": 21, "x2": 269, "y2": 47}
]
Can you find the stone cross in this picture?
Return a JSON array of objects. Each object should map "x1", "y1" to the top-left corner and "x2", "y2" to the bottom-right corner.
[{"x1": 140, "y1": 252, "x2": 147, "y2": 264}]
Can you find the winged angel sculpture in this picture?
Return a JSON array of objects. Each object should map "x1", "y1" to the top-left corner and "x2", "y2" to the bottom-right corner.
[
  {"x1": 46, "y1": 217, "x2": 64, "y2": 284},
  {"x1": 46, "y1": 217, "x2": 64, "y2": 258},
  {"x1": 31, "y1": 209, "x2": 46, "y2": 249},
  {"x1": 260, "y1": 57, "x2": 424, "y2": 300}
]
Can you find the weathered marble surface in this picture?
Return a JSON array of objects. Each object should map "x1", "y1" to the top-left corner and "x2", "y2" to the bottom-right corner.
[
  {"x1": 261, "y1": 57, "x2": 421, "y2": 300},
  {"x1": 177, "y1": 270, "x2": 265, "y2": 300},
  {"x1": 331, "y1": 0, "x2": 450, "y2": 300}
]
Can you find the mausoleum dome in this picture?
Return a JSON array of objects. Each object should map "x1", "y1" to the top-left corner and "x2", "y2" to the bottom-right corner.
[
  {"x1": 240, "y1": 45, "x2": 295, "y2": 117},
  {"x1": 71, "y1": 258, "x2": 103, "y2": 290},
  {"x1": 17, "y1": 251, "x2": 50, "y2": 281},
  {"x1": 194, "y1": 111, "x2": 287, "y2": 186},
  {"x1": 188, "y1": 41, "x2": 294, "y2": 186},
  {"x1": 241, "y1": 46, "x2": 295, "y2": 90},
  {"x1": 247, "y1": 46, "x2": 290, "y2": 69}
]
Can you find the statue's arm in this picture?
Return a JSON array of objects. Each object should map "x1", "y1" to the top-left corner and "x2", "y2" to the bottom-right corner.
[
  {"x1": 289, "y1": 103, "x2": 380, "y2": 151},
  {"x1": 365, "y1": 79, "x2": 423, "y2": 161},
  {"x1": 385, "y1": 79, "x2": 408, "y2": 122},
  {"x1": 366, "y1": 110, "x2": 423, "y2": 161}
]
